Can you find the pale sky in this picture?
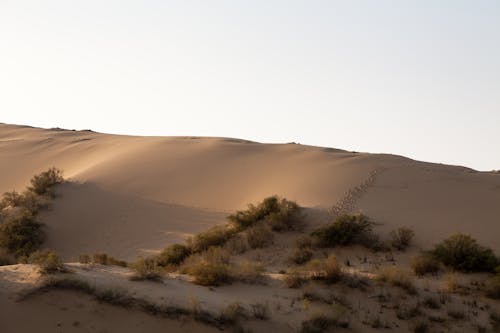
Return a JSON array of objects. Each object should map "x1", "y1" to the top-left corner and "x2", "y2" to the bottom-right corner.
[{"x1": 1, "y1": 1, "x2": 499, "y2": 171}]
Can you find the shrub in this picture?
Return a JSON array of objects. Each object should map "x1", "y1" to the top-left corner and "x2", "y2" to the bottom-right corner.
[
  {"x1": 0, "y1": 254, "x2": 13, "y2": 266},
  {"x1": 27, "y1": 250, "x2": 65, "y2": 274},
  {"x1": 131, "y1": 257, "x2": 162, "y2": 281},
  {"x1": 0, "y1": 214, "x2": 45, "y2": 257},
  {"x1": 311, "y1": 214, "x2": 373, "y2": 248},
  {"x1": 423, "y1": 296, "x2": 441, "y2": 309},
  {"x1": 412, "y1": 320, "x2": 430, "y2": 333},
  {"x1": 223, "y1": 234, "x2": 249, "y2": 254},
  {"x1": 96, "y1": 287, "x2": 133, "y2": 306},
  {"x1": 245, "y1": 224, "x2": 274, "y2": 249},
  {"x1": 107, "y1": 257, "x2": 128, "y2": 267},
  {"x1": 289, "y1": 248, "x2": 313, "y2": 265},
  {"x1": 182, "y1": 247, "x2": 232, "y2": 286},
  {"x1": 156, "y1": 244, "x2": 191, "y2": 266},
  {"x1": 431, "y1": 234, "x2": 498, "y2": 272},
  {"x1": 92, "y1": 253, "x2": 109, "y2": 265},
  {"x1": 220, "y1": 302, "x2": 246, "y2": 324},
  {"x1": 78, "y1": 254, "x2": 91, "y2": 264},
  {"x1": 378, "y1": 267, "x2": 417, "y2": 294},
  {"x1": 411, "y1": 254, "x2": 440, "y2": 276},
  {"x1": 1, "y1": 191, "x2": 23, "y2": 208},
  {"x1": 187, "y1": 225, "x2": 236, "y2": 253},
  {"x1": 28, "y1": 167, "x2": 64, "y2": 197},
  {"x1": 308, "y1": 255, "x2": 343, "y2": 283},
  {"x1": 284, "y1": 271, "x2": 304, "y2": 288},
  {"x1": 228, "y1": 196, "x2": 300, "y2": 231},
  {"x1": 485, "y1": 276, "x2": 500, "y2": 299},
  {"x1": 232, "y1": 261, "x2": 264, "y2": 284},
  {"x1": 390, "y1": 227, "x2": 414, "y2": 251},
  {"x1": 250, "y1": 302, "x2": 269, "y2": 320}
]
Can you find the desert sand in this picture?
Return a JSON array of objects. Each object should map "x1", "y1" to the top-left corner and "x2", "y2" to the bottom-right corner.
[{"x1": 1, "y1": 123, "x2": 499, "y2": 332}]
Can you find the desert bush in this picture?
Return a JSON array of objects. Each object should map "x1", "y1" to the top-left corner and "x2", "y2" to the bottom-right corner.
[
  {"x1": 187, "y1": 225, "x2": 236, "y2": 253},
  {"x1": 300, "y1": 312, "x2": 349, "y2": 333},
  {"x1": 289, "y1": 248, "x2": 313, "y2": 265},
  {"x1": 228, "y1": 196, "x2": 301, "y2": 231},
  {"x1": 27, "y1": 250, "x2": 65, "y2": 274},
  {"x1": 411, "y1": 253, "x2": 440, "y2": 276},
  {"x1": 223, "y1": 234, "x2": 249, "y2": 254},
  {"x1": 28, "y1": 167, "x2": 64, "y2": 197},
  {"x1": 1, "y1": 191, "x2": 23, "y2": 208},
  {"x1": 232, "y1": 261, "x2": 264, "y2": 284},
  {"x1": 485, "y1": 276, "x2": 500, "y2": 299},
  {"x1": 308, "y1": 255, "x2": 343, "y2": 283},
  {"x1": 156, "y1": 244, "x2": 191, "y2": 266},
  {"x1": 0, "y1": 214, "x2": 45, "y2": 257},
  {"x1": 378, "y1": 267, "x2": 417, "y2": 294},
  {"x1": 131, "y1": 257, "x2": 162, "y2": 281},
  {"x1": 92, "y1": 252, "x2": 109, "y2": 265},
  {"x1": 447, "y1": 308, "x2": 465, "y2": 320},
  {"x1": 245, "y1": 224, "x2": 274, "y2": 249},
  {"x1": 431, "y1": 234, "x2": 498, "y2": 272},
  {"x1": 311, "y1": 214, "x2": 373, "y2": 248},
  {"x1": 250, "y1": 302, "x2": 269, "y2": 320},
  {"x1": 78, "y1": 254, "x2": 91, "y2": 264},
  {"x1": 284, "y1": 271, "x2": 304, "y2": 288},
  {"x1": 395, "y1": 303, "x2": 421, "y2": 320},
  {"x1": 182, "y1": 247, "x2": 232, "y2": 286},
  {"x1": 390, "y1": 227, "x2": 414, "y2": 251}
]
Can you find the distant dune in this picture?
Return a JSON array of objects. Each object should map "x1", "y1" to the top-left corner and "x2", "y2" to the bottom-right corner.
[{"x1": 1, "y1": 123, "x2": 499, "y2": 261}]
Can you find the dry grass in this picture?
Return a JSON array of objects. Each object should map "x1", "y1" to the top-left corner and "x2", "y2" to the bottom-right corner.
[
  {"x1": 389, "y1": 227, "x2": 414, "y2": 251},
  {"x1": 245, "y1": 224, "x2": 274, "y2": 249},
  {"x1": 411, "y1": 254, "x2": 440, "y2": 276},
  {"x1": 130, "y1": 257, "x2": 162, "y2": 281},
  {"x1": 378, "y1": 267, "x2": 417, "y2": 295},
  {"x1": 288, "y1": 247, "x2": 313, "y2": 265}
]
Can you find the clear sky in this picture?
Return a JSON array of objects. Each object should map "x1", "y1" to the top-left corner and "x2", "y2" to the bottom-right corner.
[{"x1": 1, "y1": 1, "x2": 499, "y2": 171}]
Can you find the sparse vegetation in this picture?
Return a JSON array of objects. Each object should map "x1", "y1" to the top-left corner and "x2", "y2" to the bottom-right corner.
[
  {"x1": 250, "y1": 302, "x2": 269, "y2": 320},
  {"x1": 311, "y1": 214, "x2": 373, "y2": 248},
  {"x1": 289, "y1": 247, "x2": 313, "y2": 265},
  {"x1": 26, "y1": 249, "x2": 66, "y2": 274},
  {"x1": 390, "y1": 227, "x2": 414, "y2": 251},
  {"x1": 0, "y1": 214, "x2": 45, "y2": 258},
  {"x1": 181, "y1": 247, "x2": 232, "y2": 286},
  {"x1": 228, "y1": 196, "x2": 301, "y2": 231},
  {"x1": 245, "y1": 224, "x2": 274, "y2": 249},
  {"x1": 411, "y1": 253, "x2": 440, "y2": 276},
  {"x1": 131, "y1": 257, "x2": 162, "y2": 281},
  {"x1": 378, "y1": 267, "x2": 417, "y2": 294},
  {"x1": 412, "y1": 320, "x2": 430, "y2": 333},
  {"x1": 431, "y1": 234, "x2": 498, "y2": 272},
  {"x1": 300, "y1": 314, "x2": 343, "y2": 333},
  {"x1": 284, "y1": 271, "x2": 304, "y2": 288},
  {"x1": 232, "y1": 261, "x2": 264, "y2": 284},
  {"x1": 156, "y1": 244, "x2": 191, "y2": 266},
  {"x1": 308, "y1": 255, "x2": 343, "y2": 283},
  {"x1": 28, "y1": 167, "x2": 64, "y2": 197},
  {"x1": 186, "y1": 225, "x2": 236, "y2": 253},
  {"x1": 485, "y1": 275, "x2": 500, "y2": 299}
]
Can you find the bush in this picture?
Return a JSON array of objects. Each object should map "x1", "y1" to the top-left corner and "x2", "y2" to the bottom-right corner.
[
  {"x1": 289, "y1": 248, "x2": 313, "y2": 265},
  {"x1": 92, "y1": 253, "x2": 109, "y2": 265},
  {"x1": 156, "y1": 244, "x2": 191, "y2": 266},
  {"x1": 232, "y1": 261, "x2": 264, "y2": 284},
  {"x1": 78, "y1": 254, "x2": 91, "y2": 264},
  {"x1": 182, "y1": 247, "x2": 232, "y2": 286},
  {"x1": 390, "y1": 227, "x2": 414, "y2": 251},
  {"x1": 311, "y1": 214, "x2": 373, "y2": 248},
  {"x1": 107, "y1": 257, "x2": 128, "y2": 267},
  {"x1": 131, "y1": 257, "x2": 162, "y2": 281},
  {"x1": 27, "y1": 250, "x2": 65, "y2": 274},
  {"x1": 308, "y1": 255, "x2": 343, "y2": 283},
  {"x1": 284, "y1": 271, "x2": 304, "y2": 288},
  {"x1": 223, "y1": 234, "x2": 249, "y2": 254},
  {"x1": 28, "y1": 167, "x2": 64, "y2": 197},
  {"x1": 245, "y1": 224, "x2": 274, "y2": 249},
  {"x1": 378, "y1": 267, "x2": 417, "y2": 294},
  {"x1": 228, "y1": 196, "x2": 301, "y2": 231},
  {"x1": 187, "y1": 225, "x2": 236, "y2": 253},
  {"x1": 0, "y1": 214, "x2": 45, "y2": 257},
  {"x1": 486, "y1": 276, "x2": 500, "y2": 299},
  {"x1": 1, "y1": 191, "x2": 23, "y2": 208},
  {"x1": 411, "y1": 254, "x2": 440, "y2": 276},
  {"x1": 250, "y1": 302, "x2": 269, "y2": 320},
  {"x1": 431, "y1": 234, "x2": 498, "y2": 272}
]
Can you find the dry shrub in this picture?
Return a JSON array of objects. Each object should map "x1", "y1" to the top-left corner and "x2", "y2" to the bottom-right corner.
[
  {"x1": 284, "y1": 271, "x2": 304, "y2": 288},
  {"x1": 28, "y1": 167, "x2": 64, "y2": 197},
  {"x1": 92, "y1": 253, "x2": 109, "y2": 265},
  {"x1": 27, "y1": 250, "x2": 65, "y2": 274},
  {"x1": 78, "y1": 254, "x2": 91, "y2": 264},
  {"x1": 232, "y1": 261, "x2": 264, "y2": 284},
  {"x1": 0, "y1": 214, "x2": 45, "y2": 258},
  {"x1": 378, "y1": 267, "x2": 417, "y2": 294},
  {"x1": 311, "y1": 214, "x2": 373, "y2": 247},
  {"x1": 300, "y1": 314, "x2": 344, "y2": 333},
  {"x1": 220, "y1": 302, "x2": 246, "y2": 324},
  {"x1": 131, "y1": 257, "x2": 162, "y2": 281},
  {"x1": 245, "y1": 224, "x2": 274, "y2": 249},
  {"x1": 442, "y1": 274, "x2": 459, "y2": 293},
  {"x1": 181, "y1": 247, "x2": 232, "y2": 286},
  {"x1": 411, "y1": 254, "x2": 440, "y2": 276},
  {"x1": 389, "y1": 227, "x2": 414, "y2": 251},
  {"x1": 250, "y1": 302, "x2": 269, "y2": 320},
  {"x1": 187, "y1": 225, "x2": 236, "y2": 253},
  {"x1": 308, "y1": 255, "x2": 343, "y2": 283},
  {"x1": 289, "y1": 248, "x2": 313, "y2": 265},
  {"x1": 156, "y1": 244, "x2": 191, "y2": 266},
  {"x1": 223, "y1": 234, "x2": 249, "y2": 254}
]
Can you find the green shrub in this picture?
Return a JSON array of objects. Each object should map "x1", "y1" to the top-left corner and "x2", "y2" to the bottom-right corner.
[
  {"x1": 228, "y1": 196, "x2": 300, "y2": 231},
  {"x1": 411, "y1": 254, "x2": 441, "y2": 276},
  {"x1": 390, "y1": 227, "x2": 414, "y2": 251},
  {"x1": 0, "y1": 214, "x2": 45, "y2": 257},
  {"x1": 156, "y1": 244, "x2": 191, "y2": 266},
  {"x1": 131, "y1": 257, "x2": 162, "y2": 281},
  {"x1": 431, "y1": 234, "x2": 498, "y2": 272},
  {"x1": 245, "y1": 224, "x2": 274, "y2": 249},
  {"x1": 28, "y1": 167, "x2": 64, "y2": 197},
  {"x1": 187, "y1": 225, "x2": 236, "y2": 253},
  {"x1": 311, "y1": 214, "x2": 372, "y2": 248},
  {"x1": 27, "y1": 250, "x2": 65, "y2": 274},
  {"x1": 289, "y1": 248, "x2": 313, "y2": 265}
]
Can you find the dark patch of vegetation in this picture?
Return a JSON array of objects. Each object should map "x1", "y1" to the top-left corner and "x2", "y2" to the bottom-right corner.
[
  {"x1": 0, "y1": 214, "x2": 45, "y2": 258},
  {"x1": 447, "y1": 308, "x2": 466, "y2": 320},
  {"x1": 411, "y1": 253, "x2": 441, "y2": 276},
  {"x1": 80, "y1": 252, "x2": 128, "y2": 267},
  {"x1": 431, "y1": 234, "x2": 498, "y2": 272},
  {"x1": 228, "y1": 196, "x2": 301, "y2": 231},
  {"x1": 28, "y1": 167, "x2": 64, "y2": 197},
  {"x1": 25, "y1": 249, "x2": 66, "y2": 274},
  {"x1": 245, "y1": 224, "x2": 274, "y2": 249},
  {"x1": 311, "y1": 214, "x2": 384, "y2": 251},
  {"x1": 389, "y1": 227, "x2": 414, "y2": 251},
  {"x1": 181, "y1": 247, "x2": 232, "y2": 286},
  {"x1": 422, "y1": 296, "x2": 441, "y2": 309},
  {"x1": 378, "y1": 267, "x2": 417, "y2": 295},
  {"x1": 250, "y1": 302, "x2": 269, "y2": 320},
  {"x1": 412, "y1": 320, "x2": 430, "y2": 333},
  {"x1": 156, "y1": 244, "x2": 191, "y2": 266},
  {"x1": 130, "y1": 257, "x2": 162, "y2": 281},
  {"x1": 486, "y1": 275, "x2": 500, "y2": 299},
  {"x1": 187, "y1": 225, "x2": 237, "y2": 253},
  {"x1": 289, "y1": 248, "x2": 313, "y2": 265},
  {"x1": 0, "y1": 253, "x2": 13, "y2": 265},
  {"x1": 300, "y1": 314, "x2": 348, "y2": 333}
]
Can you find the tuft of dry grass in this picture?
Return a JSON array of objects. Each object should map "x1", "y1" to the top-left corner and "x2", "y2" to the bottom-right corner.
[
  {"x1": 411, "y1": 254, "x2": 440, "y2": 276},
  {"x1": 245, "y1": 224, "x2": 274, "y2": 249},
  {"x1": 288, "y1": 247, "x2": 313, "y2": 265},
  {"x1": 378, "y1": 267, "x2": 417, "y2": 295},
  {"x1": 130, "y1": 257, "x2": 162, "y2": 281}
]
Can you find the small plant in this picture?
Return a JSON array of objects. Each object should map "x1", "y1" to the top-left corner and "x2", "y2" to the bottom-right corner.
[
  {"x1": 131, "y1": 257, "x2": 162, "y2": 281},
  {"x1": 28, "y1": 167, "x2": 64, "y2": 197},
  {"x1": 232, "y1": 261, "x2": 264, "y2": 284},
  {"x1": 308, "y1": 255, "x2": 343, "y2": 283},
  {"x1": 443, "y1": 273, "x2": 459, "y2": 293},
  {"x1": 311, "y1": 214, "x2": 373, "y2": 248},
  {"x1": 182, "y1": 247, "x2": 232, "y2": 286},
  {"x1": 390, "y1": 227, "x2": 414, "y2": 251},
  {"x1": 411, "y1": 253, "x2": 440, "y2": 276},
  {"x1": 245, "y1": 224, "x2": 274, "y2": 249},
  {"x1": 96, "y1": 287, "x2": 132, "y2": 306},
  {"x1": 284, "y1": 271, "x2": 304, "y2": 288},
  {"x1": 378, "y1": 267, "x2": 417, "y2": 294},
  {"x1": 156, "y1": 244, "x2": 191, "y2": 266},
  {"x1": 27, "y1": 250, "x2": 65, "y2": 274},
  {"x1": 431, "y1": 234, "x2": 498, "y2": 272},
  {"x1": 289, "y1": 248, "x2": 313, "y2": 265},
  {"x1": 396, "y1": 303, "x2": 421, "y2": 320},
  {"x1": 250, "y1": 302, "x2": 269, "y2": 320},
  {"x1": 187, "y1": 225, "x2": 236, "y2": 253}
]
